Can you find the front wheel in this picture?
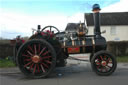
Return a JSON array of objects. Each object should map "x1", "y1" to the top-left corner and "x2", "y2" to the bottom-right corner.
[
  {"x1": 16, "y1": 39, "x2": 56, "y2": 78},
  {"x1": 89, "y1": 53, "x2": 94, "y2": 62},
  {"x1": 91, "y1": 50, "x2": 117, "y2": 76}
]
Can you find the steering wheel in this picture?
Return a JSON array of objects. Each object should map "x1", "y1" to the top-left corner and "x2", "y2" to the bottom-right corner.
[{"x1": 41, "y1": 26, "x2": 60, "y2": 34}]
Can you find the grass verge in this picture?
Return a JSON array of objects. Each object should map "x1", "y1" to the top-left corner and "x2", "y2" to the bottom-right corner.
[
  {"x1": 117, "y1": 56, "x2": 128, "y2": 63},
  {"x1": 0, "y1": 59, "x2": 16, "y2": 68},
  {"x1": 0, "y1": 56, "x2": 128, "y2": 68}
]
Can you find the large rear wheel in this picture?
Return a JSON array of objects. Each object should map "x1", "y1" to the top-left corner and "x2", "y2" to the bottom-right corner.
[{"x1": 16, "y1": 39, "x2": 56, "y2": 78}]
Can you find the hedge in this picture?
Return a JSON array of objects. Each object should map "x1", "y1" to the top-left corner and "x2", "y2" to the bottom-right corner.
[
  {"x1": 107, "y1": 41, "x2": 128, "y2": 56},
  {"x1": 0, "y1": 41, "x2": 128, "y2": 59}
]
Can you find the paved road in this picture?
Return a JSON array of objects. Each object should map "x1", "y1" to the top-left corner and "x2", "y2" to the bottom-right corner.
[{"x1": 0, "y1": 59, "x2": 128, "y2": 85}]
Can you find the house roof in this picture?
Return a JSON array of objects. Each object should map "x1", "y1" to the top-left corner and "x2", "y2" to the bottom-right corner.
[
  {"x1": 65, "y1": 23, "x2": 85, "y2": 32},
  {"x1": 85, "y1": 12, "x2": 128, "y2": 26}
]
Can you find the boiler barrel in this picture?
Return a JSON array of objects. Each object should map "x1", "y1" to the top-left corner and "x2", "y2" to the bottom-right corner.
[{"x1": 62, "y1": 37, "x2": 106, "y2": 54}]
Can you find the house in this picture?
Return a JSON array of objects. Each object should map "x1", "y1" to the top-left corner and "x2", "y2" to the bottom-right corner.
[{"x1": 85, "y1": 12, "x2": 128, "y2": 41}]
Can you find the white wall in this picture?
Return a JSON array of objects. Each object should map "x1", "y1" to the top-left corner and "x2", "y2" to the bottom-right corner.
[{"x1": 87, "y1": 25, "x2": 128, "y2": 41}]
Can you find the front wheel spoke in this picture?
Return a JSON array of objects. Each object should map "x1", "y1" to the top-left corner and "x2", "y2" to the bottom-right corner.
[
  {"x1": 105, "y1": 67, "x2": 108, "y2": 72},
  {"x1": 100, "y1": 56, "x2": 103, "y2": 61},
  {"x1": 100, "y1": 67, "x2": 103, "y2": 72},
  {"x1": 24, "y1": 62, "x2": 32, "y2": 67},
  {"x1": 97, "y1": 59, "x2": 101, "y2": 62},
  {"x1": 40, "y1": 64, "x2": 46, "y2": 73},
  {"x1": 106, "y1": 65, "x2": 112, "y2": 68},
  {"x1": 96, "y1": 65, "x2": 100, "y2": 69},
  {"x1": 95, "y1": 62, "x2": 101, "y2": 65},
  {"x1": 96, "y1": 65, "x2": 101, "y2": 71},
  {"x1": 108, "y1": 61, "x2": 112, "y2": 64},
  {"x1": 103, "y1": 56, "x2": 107, "y2": 60},
  {"x1": 107, "y1": 58, "x2": 111, "y2": 63}
]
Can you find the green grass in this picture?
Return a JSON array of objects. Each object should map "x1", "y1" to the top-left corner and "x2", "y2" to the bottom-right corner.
[
  {"x1": 117, "y1": 56, "x2": 128, "y2": 62},
  {"x1": 0, "y1": 59, "x2": 16, "y2": 68},
  {"x1": 0, "y1": 55, "x2": 128, "y2": 68}
]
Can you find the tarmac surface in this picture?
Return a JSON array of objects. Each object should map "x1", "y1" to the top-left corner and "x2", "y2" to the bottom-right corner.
[{"x1": 0, "y1": 56, "x2": 128, "y2": 85}]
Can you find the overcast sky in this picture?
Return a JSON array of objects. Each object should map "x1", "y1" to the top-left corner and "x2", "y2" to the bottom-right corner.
[{"x1": 0, "y1": 0, "x2": 128, "y2": 39}]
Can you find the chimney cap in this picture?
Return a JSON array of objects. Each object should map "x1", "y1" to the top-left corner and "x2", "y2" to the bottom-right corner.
[{"x1": 92, "y1": 4, "x2": 101, "y2": 11}]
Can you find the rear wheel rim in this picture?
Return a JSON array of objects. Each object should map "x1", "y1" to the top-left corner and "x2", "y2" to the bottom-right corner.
[{"x1": 17, "y1": 40, "x2": 56, "y2": 78}]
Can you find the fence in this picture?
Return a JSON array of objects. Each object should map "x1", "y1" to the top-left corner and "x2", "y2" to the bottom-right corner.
[{"x1": 0, "y1": 43, "x2": 14, "y2": 59}]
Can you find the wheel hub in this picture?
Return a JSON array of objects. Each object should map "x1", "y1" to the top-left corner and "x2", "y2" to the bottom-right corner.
[
  {"x1": 32, "y1": 55, "x2": 40, "y2": 63},
  {"x1": 101, "y1": 61, "x2": 107, "y2": 66}
]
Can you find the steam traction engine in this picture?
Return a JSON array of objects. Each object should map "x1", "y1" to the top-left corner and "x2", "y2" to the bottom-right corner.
[{"x1": 14, "y1": 4, "x2": 117, "y2": 78}]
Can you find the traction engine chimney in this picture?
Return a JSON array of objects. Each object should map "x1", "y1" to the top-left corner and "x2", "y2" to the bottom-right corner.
[{"x1": 92, "y1": 4, "x2": 101, "y2": 37}]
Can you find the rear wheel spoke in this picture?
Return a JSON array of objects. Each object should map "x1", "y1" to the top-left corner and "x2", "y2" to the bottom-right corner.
[
  {"x1": 39, "y1": 47, "x2": 46, "y2": 56},
  {"x1": 24, "y1": 62, "x2": 32, "y2": 67},
  {"x1": 45, "y1": 60, "x2": 52, "y2": 64},
  {"x1": 28, "y1": 45, "x2": 34, "y2": 53},
  {"x1": 43, "y1": 51, "x2": 49, "y2": 56},
  {"x1": 40, "y1": 64, "x2": 46, "y2": 73},
  {"x1": 38, "y1": 44, "x2": 40, "y2": 53},
  {"x1": 27, "y1": 51, "x2": 33, "y2": 56},
  {"x1": 34, "y1": 44, "x2": 37, "y2": 55},
  {"x1": 22, "y1": 54, "x2": 31, "y2": 58},
  {"x1": 41, "y1": 63, "x2": 49, "y2": 68},
  {"x1": 37, "y1": 64, "x2": 40, "y2": 72},
  {"x1": 24, "y1": 59, "x2": 31, "y2": 61},
  {"x1": 29, "y1": 63, "x2": 34, "y2": 70},
  {"x1": 42, "y1": 56, "x2": 51, "y2": 59},
  {"x1": 33, "y1": 64, "x2": 37, "y2": 74}
]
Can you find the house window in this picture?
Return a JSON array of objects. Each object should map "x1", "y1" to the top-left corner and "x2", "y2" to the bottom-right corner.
[{"x1": 110, "y1": 26, "x2": 116, "y2": 35}]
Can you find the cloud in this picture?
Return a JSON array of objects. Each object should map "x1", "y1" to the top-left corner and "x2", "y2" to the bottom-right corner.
[
  {"x1": 0, "y1": 6, "x2": 86, "y2": 39},
  {"x1": 67, "y1": 12, "x2": 84, "y2": 23},
  {"x1": 101, "y1": 0, "x2": 128, "y2": 12},
  {"x1": 0, "y1": 10, "x2": 68, "y2": 38}
]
